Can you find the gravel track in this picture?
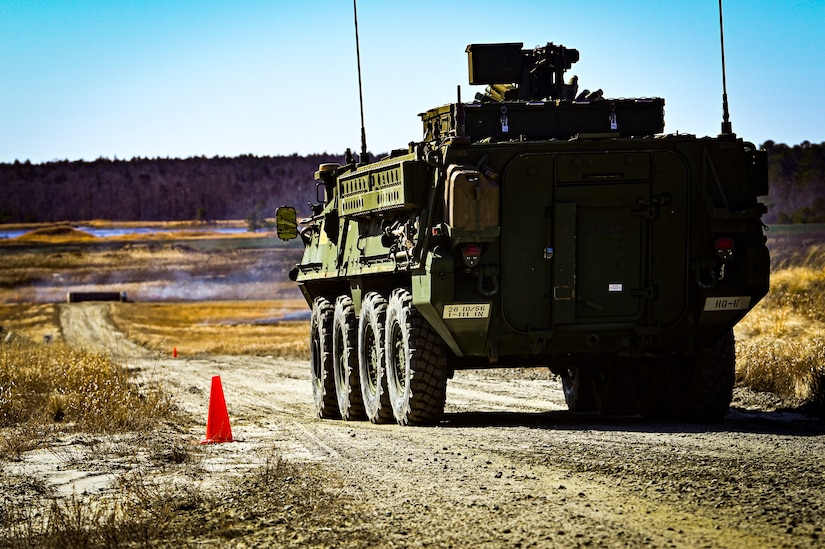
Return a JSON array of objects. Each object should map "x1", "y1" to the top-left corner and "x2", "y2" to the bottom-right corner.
[{"x1": 20, "y1": 303, "x2": 825, "y2": 547}]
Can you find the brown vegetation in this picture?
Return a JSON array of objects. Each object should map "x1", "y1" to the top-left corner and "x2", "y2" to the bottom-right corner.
[
  {"x1": 0, "y1": 336, "x2": 175, "y2": 444},
  {"x1": 0, "y1": 332, "x2": 357, "y2": 547},
  {"x1": 735, "y1": 243, "x2": 825, "y2": 409},
  {"x1": 12, "y1": 225, "x2": 97, "y2": 242},
  {"x1": 109, "y1": 300, "x2": 309, "y2": 358}
]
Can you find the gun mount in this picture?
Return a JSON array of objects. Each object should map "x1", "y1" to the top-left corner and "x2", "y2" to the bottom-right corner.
[{"x1": 467, "y1": 42, "x2": 581, "y2": 102}]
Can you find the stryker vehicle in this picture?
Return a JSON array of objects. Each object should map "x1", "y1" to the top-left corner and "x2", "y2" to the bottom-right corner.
[{"x1": 276, "y1": 41, "x2": 769, "y2": 425}]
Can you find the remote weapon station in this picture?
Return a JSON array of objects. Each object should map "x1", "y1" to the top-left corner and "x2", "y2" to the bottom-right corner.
[{"x1": 276, "y1": 12, "x2": 769, "y2": 425}]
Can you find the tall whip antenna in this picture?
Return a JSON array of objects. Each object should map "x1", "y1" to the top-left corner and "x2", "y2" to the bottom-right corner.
[
  {"x1": 353, "y1": 0, "x2": 370, "y2": 164},
  {"x1": 718, "y1": 0, "x2": 733, "y2": 135}
]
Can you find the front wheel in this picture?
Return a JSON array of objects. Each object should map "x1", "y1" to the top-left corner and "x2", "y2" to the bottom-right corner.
[
  {"x1": 385, "y1": 288, "x2": 448, "y2": 426},
  {"x1": 310, "y1": 297, "x2": 338, "y2": 419}
]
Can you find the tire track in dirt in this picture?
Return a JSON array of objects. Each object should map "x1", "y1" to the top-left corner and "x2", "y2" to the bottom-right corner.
[{"x1": 59, "y1": 303, "x2": 150, "y2": 359}]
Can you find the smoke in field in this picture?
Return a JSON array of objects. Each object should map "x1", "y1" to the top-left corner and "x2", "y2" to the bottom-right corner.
[
  {"x1": 3, "y1": 245, "x2": 304, "y2": 304},
  {"x1": 250, "y1": 310, "x2": 312, "y2": 323}
]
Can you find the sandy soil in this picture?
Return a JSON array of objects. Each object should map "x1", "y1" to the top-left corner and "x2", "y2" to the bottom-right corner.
[{"x1": 7, "y1": 303, "x2": 825, "y2": 547}]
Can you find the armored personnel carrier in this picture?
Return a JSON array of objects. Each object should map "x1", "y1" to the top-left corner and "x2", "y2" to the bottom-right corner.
[{"x1": 276, "y1": 42, "x2": 769, "y2": 425}]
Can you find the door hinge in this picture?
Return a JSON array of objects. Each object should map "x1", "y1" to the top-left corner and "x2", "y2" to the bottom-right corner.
[
  {"x1": 631, "y1": 194, "x2": 672, "y2": 220},
  {"x1": 631, "y1": 201, "x2": 656, "y2": 219}
]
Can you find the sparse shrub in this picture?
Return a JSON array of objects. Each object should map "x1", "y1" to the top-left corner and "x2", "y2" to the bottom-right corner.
[
  {"x1": 737, "y1": 337, "x2": 825, "y2": 401},
  {"x1": 0, "y1": 429, "x2": 47, "y2": 462},
  {"x1": 0, "y1": 336, "x2": 175, "y2": 431},
  {"x1": 1, "y1": 478, "x2": 203, "y2": 548},
  {"x1": 736, "y1": 248, "x2": 825, "y2": 410},
  {"x1": 1, "y1": 450, "x2": 377, "y2": 548}
]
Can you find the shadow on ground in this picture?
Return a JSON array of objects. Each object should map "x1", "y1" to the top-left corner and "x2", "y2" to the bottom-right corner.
[{"x1": 439, "y1": 406, "x2": 824, "y2": 436}]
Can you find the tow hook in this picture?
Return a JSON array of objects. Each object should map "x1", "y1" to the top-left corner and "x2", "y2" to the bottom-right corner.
[
  {"x1": 475, "y1": 265, "x2": 500, "y2": 296},
  {"x1": 693, "y1": 259, "x2": 727, "y2": 289}
]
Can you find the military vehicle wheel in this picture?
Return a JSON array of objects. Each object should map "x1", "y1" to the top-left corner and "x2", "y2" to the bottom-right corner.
[
  {"x1": 685, "y1": 330, "x2": 736, "y2": 422},
  {"x1": 561, "y1": 367, "x2": 598, "y2": 412},
  {"x1": 310, "y1": 297, "x2": 339, "y2": 419},
  {"x1": 358, "y1": 292, "x2": 393, "y2": 423},
  {"x1": 332, "y1": 295, "x2": 365, "y2": 420},
  {"x1": 385, "y1": 288, "x2": 448, "y2": 426}
]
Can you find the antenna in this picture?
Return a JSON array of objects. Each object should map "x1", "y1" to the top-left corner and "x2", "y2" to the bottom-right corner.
[
  {"x1": 353, "y1": 0, "x2": 370, "y2": 164},
  {"x1": 718, "y1": 0, "x2": 734, "y2": 135}
]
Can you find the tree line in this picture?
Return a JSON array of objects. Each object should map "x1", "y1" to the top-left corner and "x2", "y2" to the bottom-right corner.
[
  {"x1": 0, "y1": 142, "x2": 823, "y2": 225},
  {"x1": 762, "y1": 141, "x2": 825, "y2": 224},
  {"x1": 0, "y1": 153, "x2": 344, "y2": 224}
]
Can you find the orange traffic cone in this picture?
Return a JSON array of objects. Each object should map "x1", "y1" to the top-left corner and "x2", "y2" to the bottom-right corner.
[
  {"x1": 200, "y1": 376, "x2": 234, "y2": 444},
  {"x1": 172, "y1": 346, "x2": 178, "y2": 358}
]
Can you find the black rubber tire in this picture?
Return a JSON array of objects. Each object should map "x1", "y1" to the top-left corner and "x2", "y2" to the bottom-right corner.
[
  {"x1": 385, "y1": 288, "x2": 448, "y2": 426},
  {"x1": 686, "y1": 330, "x2": 736, "y2": 422},
  {"x1": 332, "y1": 295, "x2": 365, "y2": 420},
  {"x1": 561, "y1": 367, "x2": 598, "y2": 412},
  {"x1": 310, "y1": 296, "x2": 338, "y2": 419},
  {"x1": 358, "y1": 292, "x2": 393, "y2": 423}
]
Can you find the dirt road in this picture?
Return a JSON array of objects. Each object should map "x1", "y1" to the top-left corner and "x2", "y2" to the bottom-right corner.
[{"x1": 46, "y1": 304, "x2": 825, "y2": 546}]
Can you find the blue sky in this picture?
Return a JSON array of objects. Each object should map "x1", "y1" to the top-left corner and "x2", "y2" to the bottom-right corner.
[{"x1": 1, "y1": 0, "x2": 823, "y2": 163}]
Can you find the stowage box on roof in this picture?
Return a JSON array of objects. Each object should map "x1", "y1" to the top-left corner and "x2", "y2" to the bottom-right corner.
[{"x1": 420, "y1": 98, "x2": 665, "y2": 142}]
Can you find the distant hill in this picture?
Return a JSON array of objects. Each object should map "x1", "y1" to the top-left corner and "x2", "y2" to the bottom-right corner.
[{"x1": 0, "y1": 143, "x2": 822, "y2": 224}]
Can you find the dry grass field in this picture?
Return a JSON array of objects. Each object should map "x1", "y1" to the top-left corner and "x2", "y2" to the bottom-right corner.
[
  {"x1": 0, "y1": 337, "x2": 175, "y2": 437},
  {"x1": 735, "y1": 237, "x2": 825, "y2": 408},
  {"x1": 109, "y1": 300, "x2": 309, "y2": 358},
  {"x1": 0, "y1": 224, "x2": 301, "y2": 303},
  {"x1": 0, "y1": 222, "x2": 308, "y2": 353}
]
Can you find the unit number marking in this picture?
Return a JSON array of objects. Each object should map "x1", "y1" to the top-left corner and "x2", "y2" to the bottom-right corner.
[
  {"x1": 443, "y1": 304, "x2": 491, "y2": 319},
  {"x1": 703, "y1": 296, "x2": 751, "y2": 311}
]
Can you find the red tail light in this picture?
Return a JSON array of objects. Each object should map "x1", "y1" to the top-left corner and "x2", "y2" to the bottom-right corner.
[
  {"x1": 715, "y1": 236, "x2": 734, "y2": 260},
  {"x1": 461, "y1": 243, "x2": 481, "y2": 267}
]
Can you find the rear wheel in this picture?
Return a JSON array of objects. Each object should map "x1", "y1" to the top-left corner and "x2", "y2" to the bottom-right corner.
[
  {"x1": 685, "y1": 330, "x2": 736, "y2": 422},
  {"x1": 637, "y1": 331, "x2": 736, "y2": 422},
  {"x1": 385, "y1": 288, "x2": 448, "y2": 426},
  {"x1": 358, "y1": 292, "x2": 393, "y2": 423},
  {"x1": 332, "y1": 295, "x2": 365, "y2": 420},
  {"x1": 310, "y1": 297, "x2": 338, "y2": 419}
]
